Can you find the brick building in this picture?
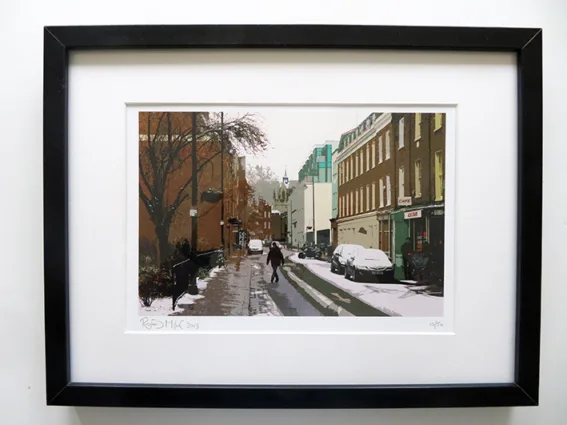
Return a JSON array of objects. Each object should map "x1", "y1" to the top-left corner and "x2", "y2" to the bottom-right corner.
[
  {"x1": 138, "y1": 112, "x2": 248, "y2": 263},
  {"x1": 336, "y1": 113, "x2": 394, "y2": 254},
  {"x1": 248, "y1": 197, "x2": 272, "y2": 241},
  {"x1": 335, "y1": 112, "x2": 446, "y2": 279},
  {"x1": 389, "y1": 112, "x2": 445, "y2": 278}
]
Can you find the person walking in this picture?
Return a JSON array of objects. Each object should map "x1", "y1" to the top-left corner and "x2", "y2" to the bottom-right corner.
[{"x1": 266, "y1": 242, "x2": 285, "y2": 283}]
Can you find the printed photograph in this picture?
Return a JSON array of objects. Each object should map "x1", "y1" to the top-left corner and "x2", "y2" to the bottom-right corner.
[{"x1": 138, "y1": 109, "x2": 446, "y2": 317}]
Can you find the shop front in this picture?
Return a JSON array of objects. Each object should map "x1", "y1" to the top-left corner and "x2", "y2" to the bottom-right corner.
[{"x1": 391, "y1": 205, "x2": 445, "y2": 280}]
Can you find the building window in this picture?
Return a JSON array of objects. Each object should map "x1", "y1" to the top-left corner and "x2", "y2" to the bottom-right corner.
[
  {"x1": 435, "y1": 150, "x2": 444, "y2": 201},
  {"x1": 355, "y1": 190, "x2": 359, "y2": 214},
  {"x1": 379, "y1": 178, "x2": 384, "y2": 208},
  {"x1": 360, "y1": 151, "x2": 364, "y2": 175},
  {"x1": 371, "y1": 142, "x2": 376, "y2": 168},
  {"x1": 386, "y1": 175, "x2": 392, "y2": 206},
  {"x1": 366, "y1": 185, "x2": 370, "y2": 211},
  {"x1": 434, "y1": 113, "x2": 443, "y2": 131},
  {"x1": 398, "y1": 166, "x2": 405, "y2": 198},
  {"x1": 350, "y1": 191, "x2": 353, "y2": 215},
  {"x1": 378, "y1": 136, "x2": 383, "y2": 163},
  {"x1": 360, "y1": 187, "x2": 364, "y2": 212},
  {"x1": 366, "y1": 144, "x2": 370, "y2": 171},
  {"x1": 350, "y1": 156, "x2": 354, "y2": 179},
  {"x1": 415, "y1": 113, "x2": 421, "y2": 140},
  {"x1": 385, "y1": 130, "x2": 391, "y2": 159},
  {"x1": 398, "y1": 118, "x2": 405, "y2": 149},
  {"x1": 355, "y1": 154, "x2": 359, "y2": 177},
  {"x1": 372, "y1": 182, "x2": 376, "y2": 209},
  {"x1": 415, "y1": 160, "x2": 422, "y2": 197}
]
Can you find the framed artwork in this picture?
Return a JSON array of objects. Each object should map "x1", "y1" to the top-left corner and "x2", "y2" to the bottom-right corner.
[{"x1": 43, "y1": 24, "x2": 542, "y2": 408}]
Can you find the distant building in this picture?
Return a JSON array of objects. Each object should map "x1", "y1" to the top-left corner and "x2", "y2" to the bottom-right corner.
[
  {"x1": 272, "y1": 170, "x2": 296, "y2": 242},
  {"x1": 330, "y1": 147, "x2": 340, "y2": 248},
  {"x1": 248, "y1": 197, "x2": 271, "y2": 241},
  {"x1": 295, "y1": 142, "x2": 337, "y2": 245}
]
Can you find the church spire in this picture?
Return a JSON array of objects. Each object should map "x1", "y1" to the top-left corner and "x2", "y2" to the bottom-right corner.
[{"x1": 282, "y1": 166, "x2": 289, "y2": 188}]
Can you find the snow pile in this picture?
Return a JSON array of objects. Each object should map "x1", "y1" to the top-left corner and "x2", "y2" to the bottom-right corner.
[
  {"x1": 305, "y1": 262, "x2": 443, "y2": 317},
  {"x1": 139, "y1": 297, "x2": 184, "y2": 316},
  {"x1": 139, "y1": 266, "x2": 223, "y2": 316}
]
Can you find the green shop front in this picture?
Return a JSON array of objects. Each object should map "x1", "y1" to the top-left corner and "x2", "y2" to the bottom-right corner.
[{"x1": 391, "y1": 205, "x2": 445, "y2": 280}]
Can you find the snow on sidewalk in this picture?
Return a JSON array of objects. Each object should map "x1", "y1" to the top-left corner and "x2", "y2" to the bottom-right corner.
[
  {"x1": 289, "y1": 253, "x2": 443, "y2": 317},
  {"x1": 139, "y1": 266, "x2": 223, "y2": 316}
]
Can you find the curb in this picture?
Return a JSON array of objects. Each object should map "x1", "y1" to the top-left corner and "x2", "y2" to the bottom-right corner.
[{"x1": 283, "y1": 267, "x2": 354, "y2": 317}]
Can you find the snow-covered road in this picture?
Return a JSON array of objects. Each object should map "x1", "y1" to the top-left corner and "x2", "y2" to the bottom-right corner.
[{"x1": 289, "y1": 253, "x2": 443, "y2": 317}]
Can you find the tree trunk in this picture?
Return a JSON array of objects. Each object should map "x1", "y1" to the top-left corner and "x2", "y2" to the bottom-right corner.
[{"x1": 156, "y1": 224, "x2": 170, "y2": 266}]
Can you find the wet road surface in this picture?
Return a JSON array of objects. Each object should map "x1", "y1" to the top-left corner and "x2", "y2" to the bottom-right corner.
[
  {"x1": 248, "y1": 251, "x2": 322, "y2": 317},
  {"x1": 176, "y1": 249, "x2": 322, "y2": 316}
]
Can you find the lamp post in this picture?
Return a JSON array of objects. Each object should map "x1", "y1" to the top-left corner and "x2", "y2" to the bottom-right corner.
[
  {"x1": 312, "y1": 181, "x2": 316, "y2": 244},
  {"x1": 191, "y1": 112, "x2": 198, "y2": 250},
  {"x1": 220, "y1": 112, "x2": 225, "y2": 249},
  {"x1": 289, "y1": 202, "x2": 297, "y2": 249},
  {"x1": 304, "y1": 181, "x2": 316, "y2": 244}
]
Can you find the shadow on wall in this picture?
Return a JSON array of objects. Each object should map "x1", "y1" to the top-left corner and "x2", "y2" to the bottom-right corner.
[{"x1": 73, "y1": 404, "x2": 512, "y2": 425}]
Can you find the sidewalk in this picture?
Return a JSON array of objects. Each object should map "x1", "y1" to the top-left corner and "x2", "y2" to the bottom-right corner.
[
  {"x1": 175, "y1": 257, "x2": 253, "y2": 316},
  {"x1": 174, "y1": 254, "x2": 283, "y2": 316},
  {"x1": 287, "y1": 253, "x2": 443, "y2": 317}
]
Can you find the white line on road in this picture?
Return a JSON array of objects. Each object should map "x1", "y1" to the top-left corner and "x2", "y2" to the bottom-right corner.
[{"x1": 284, "y1": 269, "x2": 354, "y2": 317}]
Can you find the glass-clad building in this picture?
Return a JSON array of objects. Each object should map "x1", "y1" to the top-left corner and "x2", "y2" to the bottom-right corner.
[{"x1": 298, "y1": 141, "x2": 337, "y2": 184}]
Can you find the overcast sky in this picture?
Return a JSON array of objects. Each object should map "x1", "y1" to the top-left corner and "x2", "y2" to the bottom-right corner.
[{"x1": 228, "y1": 107, "x2": 379, "y2": 181}]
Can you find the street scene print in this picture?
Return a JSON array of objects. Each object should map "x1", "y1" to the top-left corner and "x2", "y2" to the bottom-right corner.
[{"x1": 138, "y1": 110, "x2": 446, "y2": 317}]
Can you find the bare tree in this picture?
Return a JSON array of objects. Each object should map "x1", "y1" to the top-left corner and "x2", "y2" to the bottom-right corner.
[{"x1": 139, "y1": 112, "x2": 268, "y2": 264}]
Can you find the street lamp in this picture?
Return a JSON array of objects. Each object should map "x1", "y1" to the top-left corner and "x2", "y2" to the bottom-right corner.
[
  {"x1": 304, "y1": 182, "x2": 316, "y2": 245},
  {"x1": 289, "y1": 206, "x2": 297, "y2": 249},
  {"x1": 220, "y1": 112, "x2": 225, "y2": 249}
]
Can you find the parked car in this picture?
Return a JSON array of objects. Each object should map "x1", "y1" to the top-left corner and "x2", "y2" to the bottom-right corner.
[
  {"x1": 330, "y1": 244, "x2": 364, "y2": 274},
  {"x1": 344, "y1": 248, "x2": 395, "y2": 282},
  {"x1": 298, "y1": 243, "x2": 322, "y2": 260},
  {"x1": 247, "y1": 239, "x2": 264, "y2": 255}
]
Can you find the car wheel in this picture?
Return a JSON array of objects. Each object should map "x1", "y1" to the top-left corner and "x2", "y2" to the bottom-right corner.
[
  {"x1": 344, "y1": 267, "x2": 350, "y2": 280},
  {"x1": 352, "y1": 268, "x2": 359, "y2": 282},
  {"x1": 330, "y1": 263, "x2": 335, "y2": 273}
]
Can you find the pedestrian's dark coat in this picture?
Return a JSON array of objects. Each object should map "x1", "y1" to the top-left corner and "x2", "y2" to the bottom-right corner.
[
  {"x1": 401, "y1": 240, "x2": 413, "y2": 259},
  {"x1": 267, "y1": 246, "x2": 284, "y2": 267}
]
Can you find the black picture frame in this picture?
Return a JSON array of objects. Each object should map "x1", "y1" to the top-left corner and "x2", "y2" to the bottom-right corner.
[{"x1": 43, "y1": 24, "x2": 542, "y2": 409}]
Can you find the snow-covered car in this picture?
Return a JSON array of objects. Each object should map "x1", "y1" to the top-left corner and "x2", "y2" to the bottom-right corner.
[
  {"x1": 330, "y1": 244, "x2": 364, "y2": 274},
  {"x1": 344, "y1": 248, "x2": 395, "y2": 282},
  {"x1": 247, "y1": 239, "x2": 264, "y2": 255}
]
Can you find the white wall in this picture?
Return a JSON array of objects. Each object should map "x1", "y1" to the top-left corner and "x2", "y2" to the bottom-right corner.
[
  {"x1": 2, "y1": 1, "x2": 566, "y2": 425},
  {"x1": 289, "y1": 183, "x2": 305, "y2": 247},
  {"x1": 303, "y1": 183, "x2": 333, "y2": 240}
]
